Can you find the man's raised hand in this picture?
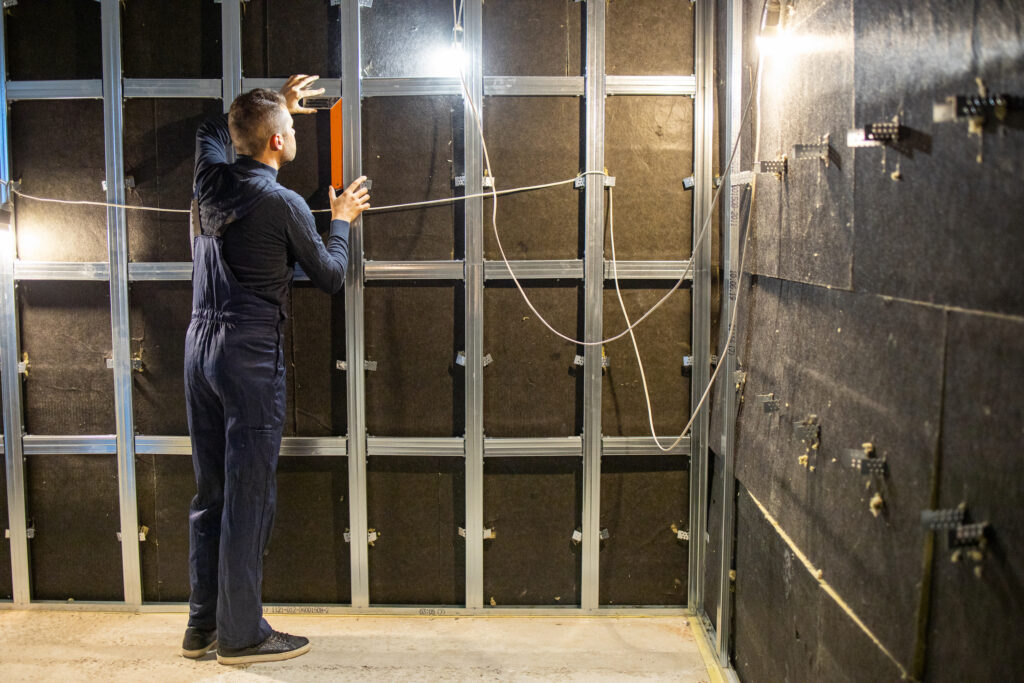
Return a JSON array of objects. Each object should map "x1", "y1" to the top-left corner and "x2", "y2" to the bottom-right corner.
[
  {"x1": 280, "y1": 74, "x2": 324, "y2": 115},
  {"x1": 329, "y1": 176, "x2": 371, "y2": 223}
]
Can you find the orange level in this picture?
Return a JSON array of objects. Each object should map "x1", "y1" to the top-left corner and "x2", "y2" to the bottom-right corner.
[{"x1": 330, "y1": 98, "x2": 344, "y2": 190}]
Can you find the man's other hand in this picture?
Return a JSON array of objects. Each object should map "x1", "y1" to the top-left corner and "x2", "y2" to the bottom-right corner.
[
  {"x1": 280, "y1": 74, "x2": 324, "y2": 115},
  {"x1": 330, "y1": 176, "x2": 371, "y2": 223}
]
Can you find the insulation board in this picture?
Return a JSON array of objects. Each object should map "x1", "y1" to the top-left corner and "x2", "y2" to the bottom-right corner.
[
  {"x1": 10, "y1": 101, "x2": 108, "y2": 263},
  {"x1": 0, "y1": 462, "x2": 10, "y2": 600},
  {"x1": 483, "y1": 457, "x2": 581, "y2": 606},
  {"x1": 483, "y1": 284, "x2": 580, "y2": 438},
  {"x1": 359, "y1": 0, "x2": 452, "y2": 79},
  {"x1": 26, "y1": 454, "x2": 123, "y2": 601},
  {"x1": 4, "y1": 0, "x2": 101, "y2": 80},
  {"x1": 129, "y1": 282, "x2": 191, "y2": 436},
  {"x1": 122, "y1": 0, "x2": 221, "y2": 79},
  {"x1": 135, "y1": 453, "x2": 192, "y2": 603},
  {"x1": 483, "y1": 0, "x2": 582, "y2": 76},
  {"x1": 367, "y1": 456, "x2": 463, "y2": 605},
  {"x1": 242, "y1": 0, "x2": 341, "y2": 79},
  {"x1": 286, "y1": 283, "x2": 347, "y2": 437},
  {"x1": 362, "y1": 97, "x2": 459, "y2": 262},
  {"x1": 18, "y1": 281, "x2": 116, "y2": 435},
  {"x1": 606, "y1": 0, "x2": 694, "y2": 76},
  {"x1": 482, "y1": 97, "x2": 582, "y2": 261}
]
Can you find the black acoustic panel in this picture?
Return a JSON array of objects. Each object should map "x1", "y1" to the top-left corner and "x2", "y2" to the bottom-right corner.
[
  {"x1": 287, "y1": 283, "x2": 346, "y2": 437},
  {"x1": 366, "y1": 457, "x2": 463, "y2": 605},
  {"x1": 362, "y1": 97, "x2": 458, "y2": 261},
  {"x1": 122, "y1": 1, "x2": 221, "y2": 78},
  {"x1": 135, "y1": 454, "x2": 193, "y2": 603},
  {"x1": 360, "y1": 0, "x2": 453, "y2": 78},
  {"x1": 263, "y1": 456, "x2": 351, "y2": 604},
  {"x1": 756, "y1": 0, "x2": 855, "y2": 289},
  {"x1": 852, "y1": 0, "x2": 1024, "y2": 315},
  {"x1": 733, "y1": 485, "x2": 897, "y2": 682},
  {"x1": 125, "y1": 99, "x2": 223, "y2": 263},
  {"x1": 4, "y1": 0, "x2": 101, "y2": 80},
  {"x1": 606, "y1": 0, "x2": 694, "y2": 76},
  {"x1": 483, "y1": 0, "x2": 582, "y2": 76},
  {"x1": 130, "y1": 282, "x2": 191, "y2": 436},
  {"x1": 27, "y1": 454, "x2": 123, "y2": 601},
  {"x1": 599, "y1": 455, "x2": 688, "y2": 606},
  {"x1": 10, "y1": 101, "x2": 107, "y2": 263},
  {"x1": 0, "y1": 462, "x2": 10, "y2": 600},
  {"x1": 738, "y1": 281, "x2": 945, "y2": 670},
  {"x1": 604, "y1": 96, "x2": 694, "y2": 260},
  {"x1": 364, "y1": 284, "x2": 461, "y2": 437},
  {"x1": 483, "y1": 284, "x2": 580, "y2": 438},
  {"x1": 482, "y1": 97, "x2": 581, "y2": 260},
  {"x1": 241, "y1": 0, "x2": 341, "y2": 79},
  {"x1": 278, "y1": 111, "x2": 335, "y2": 237},
  {"x1": 926, "y1": 314, "x2": 1024, "y2": 682},
  {"x1": 483, "y1": 458, "x2": 581, "y2": 606},
  {"x1": 19, "y1": 281, "x2": 116, "y2": 435},
  {"x1": 703, "y1": 451, "x2": 724, "y2": 630},
  {"x1": 602, "y1": 286, "x2": 691, "y2": 436}
]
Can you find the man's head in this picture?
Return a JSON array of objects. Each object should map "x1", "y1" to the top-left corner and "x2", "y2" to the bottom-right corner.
[{"x1": 228, "y1": 88, "x2": 296, "y2": 165}]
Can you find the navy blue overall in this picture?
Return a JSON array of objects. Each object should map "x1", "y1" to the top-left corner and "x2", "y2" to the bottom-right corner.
[{"x1": 185, "y1": 229, "x2": 285, "y2": 649}]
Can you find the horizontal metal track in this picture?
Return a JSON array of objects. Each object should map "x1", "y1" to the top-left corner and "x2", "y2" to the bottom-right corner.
[
  {"x1": 367, "y1": 437, "x2": 465, "y2": 457},
  {"x1": 603, "y1": 260, "x2": 693, "y2": 281},
  {"x1": 128, "y1": 262, "x2": 191, "y2": 281},
  {"x1": 242, "y1": 77, "x2": 342, "y2": 98},
  {"x1": 484, "y1": 437, "x2": 583, "y2": 457},
  {"x1": 365, "y1": 260, "x2": 464, "y2": 281},
  {"x1": 23, "y1": 435, "x2": 116, "y2": 455},
  {"x1": 601, "y1": 436, "x2": 690, "y2": 456},
  {"x1": 123, "y1": 79, "x2": 222, "y2": 99},
  {"x1": 0, "y1": 601, "x2": 691, "y2": 617},
  {"x1": 605, "y1": 75, "x2": 696, "y2": 96},
  {"x1": 363, "y1": 77, "x2": 461, "y2": 97},
  {"x1": 484, "y1": 260, "x2": 583, "y2": 280},
  {"x1": 6, "y1": 79, "x2": 103, "y2": 100},
  {"x1": 23, "y1": 435, "x2": 347, "y2": 457},
  {"x1": 484, "y1": 76, "x2": 584, "y2": 97},
  {"x1": 15, "y1": 261, "x2": 110, "y2": 280}
]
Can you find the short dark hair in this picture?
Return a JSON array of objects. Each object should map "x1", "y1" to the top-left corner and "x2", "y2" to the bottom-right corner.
[{"x1": 228, "y1": 88, "x2": 288, "y2": 156}]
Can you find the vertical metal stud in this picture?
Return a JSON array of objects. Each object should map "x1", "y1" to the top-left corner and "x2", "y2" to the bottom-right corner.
[
  {"x1": 341, "y1": 0, "x2": 369, "y2": 609},
  {"x1": 581, "y1": 0, "x2": 606, "y2": 612},
  {"x1": 688, "y1": 0, "x2": 714, "y2": 612},
  {"x1": 101, "y1": 0, "x2": 142, "y2": 606},
  {"x1": 0, "y1": 6, "x2": 32, "y2": 605},
  {"x1": 463, "y1": 0, "x2": 485, "y2": 611},
  {"x1": 714, "y1": 0, "x2": 744, "y2": 664},
  {"x1": 221, "y1": 0, "x2": 243, "y2": 113}
]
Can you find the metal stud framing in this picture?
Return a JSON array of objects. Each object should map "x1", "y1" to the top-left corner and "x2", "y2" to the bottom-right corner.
[{"x1": 0, "y1": 0, "x2": 714, "y2": 623}]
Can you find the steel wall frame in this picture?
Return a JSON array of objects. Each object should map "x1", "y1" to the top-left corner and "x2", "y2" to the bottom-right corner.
[{"x1": 0, "y1": 0, "x2": 713, "y2": 621}]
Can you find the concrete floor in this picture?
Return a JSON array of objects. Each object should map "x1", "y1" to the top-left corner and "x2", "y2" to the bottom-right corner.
[{"x1": 0, "y1": 611, "x2": 716, "y2": 682}]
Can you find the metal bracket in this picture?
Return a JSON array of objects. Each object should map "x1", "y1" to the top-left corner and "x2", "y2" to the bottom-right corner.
[
  {"x1": 116, "y1": 525, "x2": 149, "y2": 543},
  {"x1": 753, "y1": 157, "x2": 787, "y2": 178},
  {"x1": 343, "y1": 528, "x2": 380, "y2": 545},
  {"x1": 358, "y1": 0, "x2": 373, "y2": 7},
  {"x1": 922, "y1": 505, "x2": 989, "y2": 550},
  {"x1": 455, "y1": 352, "x2": 493, "y2": 367},
  {"x1": 682, "y1": 175, "x2": 695, "y2": 190},
  {"x1": 682, "y1": 354, "x2": 718, "y2": 370},
  {"x1": 847, "y1": 442, "x2": 886, "y2": 475},
  {"x1": 933, "y1": 94, "x2": 1016, "y2": 124},
  {"x1": 335, "y1": 360, "x2": 347, "y2": 371},
  {"x1": 17, "y1": 351, "x2": 29, "y2": 375},
  {"x1": 733, "y1": 370, "x2": 747, "y2": 392},
  {"x1": 757, "y1": 393, "x2": 779, "y2": 413},
  {"x1": 459, "y1": 527, "x2": 496, "y2": 540},
  {"x1": 792, "y1": 134, "x2": 832, "y2": 167},
  {"x1": 482, "y1": 175, "x2": 495, "y2": 189},
  {"x1": 106, "y1": 356, "x2": 144, "y2": 372},
  {"x1": 301, "y1": 96, "x2": 341, "y2": 110},
  {"x1": 335, "y1": 360, "x2": 376, "y2": 371},
  {"x1": 6, "y1": 526, "x2": 36, "y2": 539},
  {"x1": 847, "y1": 119, "x2": 901, "y2": 147},
  {"x1": 599, "y1": 528, "x2": 610, "y2": 541},
  {"x1": 571, "y1": 528, "x2": 583, "y2": 545},
  {"x1": 792, "y1": 416, "x2": 820, "y2": 444},
  {"x1": 574, "y1": 174, "x2": 615, "y2": 189},
  {"x1": 671, "y1": 523, "x2": 689, "y2": 542},
  {"x1": 2, "y1": 1, "x2": 17, "y2": 10}
]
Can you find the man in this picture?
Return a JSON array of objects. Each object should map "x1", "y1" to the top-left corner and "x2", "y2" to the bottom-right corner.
[{"x1": 181, "y1": 74, "x2": 369, "y2": 665}]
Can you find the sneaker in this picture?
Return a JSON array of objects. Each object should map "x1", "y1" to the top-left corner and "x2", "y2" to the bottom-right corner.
[
  {"x1": 181, "y1": 627, "x2": 218, "y2": 658},
  {"x1": 217, "y1": 630, "x2": 311, "y2": 665}
]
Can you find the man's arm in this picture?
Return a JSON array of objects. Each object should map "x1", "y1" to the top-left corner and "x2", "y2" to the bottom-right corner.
[{"x1": 194, "y1": 113, "x2": 231, "y2": 194}]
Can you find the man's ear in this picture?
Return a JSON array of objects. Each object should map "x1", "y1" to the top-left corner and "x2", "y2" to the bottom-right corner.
[{"x1": 269, "y1": 132, "x2": 284, "y2": 151}]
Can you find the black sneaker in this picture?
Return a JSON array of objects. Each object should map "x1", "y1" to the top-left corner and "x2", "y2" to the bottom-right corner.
[
  {"x1": 217, "y1": 630, "x2": 311, "y2": 665},
  {"x1": 181, "y1": 627, "x2": 218, "y2": 658}
]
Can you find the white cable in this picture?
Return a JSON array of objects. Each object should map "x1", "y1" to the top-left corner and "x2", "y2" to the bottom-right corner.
[{"x1": 0, "y1": 180, "x2": 191, "y2": 213}]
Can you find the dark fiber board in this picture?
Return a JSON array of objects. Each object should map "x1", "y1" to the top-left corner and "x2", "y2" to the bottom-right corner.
[
  {"x1": 0, "y1": 464, "x2": 10, "y2": 600},
  {"x1": 129, "y1": 282, "x2": 191, "y2": 436},
  {"x1": 733, "y1": 485, "x2": 897, "y2": 683},
  {"x1": 483, "y1": 457, "x2": 581, "y2": 606},
  {"x1": 853, "y1": 0, "x2": 1024, "y2": 316},
  {"x1": 604, "y1": 96, "x2": 693, "y2": 261},
  {"x1": 242, "y1": 0, "x2": 341, "y2": 79},
  {"x1": 4, "y1": 0, "x2": 101, "y2": 80},
  {"x1": 135, "y1": 453, "x2": 193, "y2": 603},
  {"x1": 287, "y1": 283, "x2": 346, "y2": 437},
  {"x1": 122, "y1": 0, "x2": 220, "y2": 79},
  {"x1": 599, "y1": 455, "x2": 688, "y2": 606},
  {"x1": 263, "y1": 456, "x2": 351, "y2": 604},
  {"x1": 738, "y1": 281, "x2": 945, "y2": 670},
  {"x1": 27, "y1": 454, "x2": 123, "y2": 601},
  {"x1": 926, "y1": 313, "x2": 1024, "y2": 681},
  {"x1": 703, "y1": 451, "x2": 725, "y2": 630},
  {"x1": 125, "y1": 99, "x2": 223, "y2": 263},
  {"x1": 762, "y1": 0, "x2": 855, "y2": 289},
  {"x1": 360, "y1": 0, "x2": 453, "y2": 79},
  {"x1": 482, "y1": 97, "x2": 582, "y2": 261},
  {"x1": 362, "y1": 97, "x2": 459, "y2": 261},
  {"x1": 19, "y1": 281, "x2": 116, "y2": 435},
  {"x1": 483, "y1": 0, "x2": 582, "y2": 76},
  {"x1": 367, "y1": 456, "x2": 463, "y2": 605},
  {"x1": 483, "y1": 284, "x2": 580, "y2": 438},
  {"x1": 364, "y1": 284, "x2": 460, "y2": 437},
  {"x1": 606, "y1": 0, "x2": 694, "y2": 76},
  {"x1": 602, "y1": 286, "x2": 690, "y2": 436},
  {"x1": 10, "y1": 101, "x2": 107, "y2": 263}
]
